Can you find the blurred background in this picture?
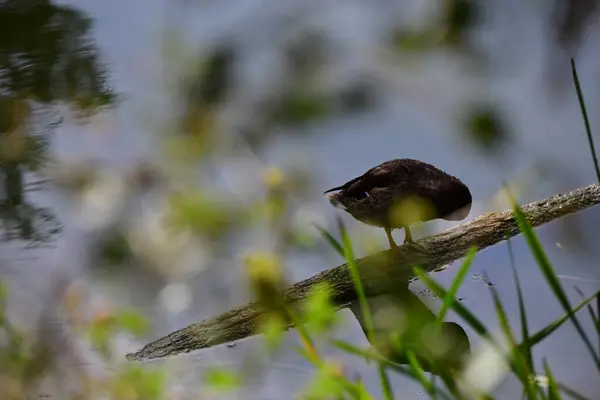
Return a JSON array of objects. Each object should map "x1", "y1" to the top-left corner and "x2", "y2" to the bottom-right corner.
[{"x1": 1, "y1": 0, "x2": 600, "y2": 398}]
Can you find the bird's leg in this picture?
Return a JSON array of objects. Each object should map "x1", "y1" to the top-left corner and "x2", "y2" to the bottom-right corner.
[
  {"x1": 384, "y1": 227, "x2": 397, "y2": 249},
  {"x1": 402, "y1": 225, "x2": 428, "y2": 255},
  {"x1": 403, "y1": 225, "x2": 413, "y2": 244}
]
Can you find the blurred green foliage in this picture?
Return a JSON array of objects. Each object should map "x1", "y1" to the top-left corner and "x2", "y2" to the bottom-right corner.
[
  {"x1": 441, "y1": 0, "x2": 479, "y2": 47},
  {"x1": 204, "y1": 367, "x2": 242, "y2": 392},
  {"x1": 303, "y1": 283, "x2": 339, "y2": 335},
  {"x1": 462, "y1": 105, "x2": 510, "y2": 151},
  {"x1": 166, "y1": 189, "x2": 244, "y2": 239}
]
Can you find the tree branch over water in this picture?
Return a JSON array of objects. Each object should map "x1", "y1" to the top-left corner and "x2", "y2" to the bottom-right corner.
[{"x1": 126, "y1": 183, "x2": 600, "y2": 362}]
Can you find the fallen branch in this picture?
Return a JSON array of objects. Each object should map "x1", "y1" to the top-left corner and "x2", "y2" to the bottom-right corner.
[{"x1": 126, "y1": 183, "x2": 600, "y2": 361}]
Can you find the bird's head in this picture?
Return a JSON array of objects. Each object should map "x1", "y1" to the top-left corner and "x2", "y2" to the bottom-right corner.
[{"x1": 324, "y1": 191, "x2": 347, "y2": 210}]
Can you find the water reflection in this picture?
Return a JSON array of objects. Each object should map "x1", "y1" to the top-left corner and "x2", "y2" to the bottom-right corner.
[{"x1": 0, "y1": 0, "x2": 117, "y2": 246}]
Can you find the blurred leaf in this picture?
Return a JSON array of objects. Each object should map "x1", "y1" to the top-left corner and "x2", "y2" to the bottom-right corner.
[
  {"x1": 172, "y1": 108, "x2": 218, "y2": 159},
  {"x1": 112, "y1": 365, "x2": 166, "y2": 400},
  {"x1": 393, "y1": 29, "x2": 438, "y2": 52},
  {"x1": 166, "y1": 189, "x2": 241, "y2": 239},
  {"x1": 303, "y1": 282, "x2": 339, "y2": 334},
  {"x1": 97, "y1": 230, "x2": 132, "y2": 266},
  {"x1": 263, "y1": 166, "x2": 285, "y2": 191},
  {"x1": 260, "y1": 313, "x2": 286, "y2": 352},
  {"x1": 186, "y1": 44, "x2": 235, "y2": 106},
  {"x1": 204, "y1": 367, "x2": 242, "y2": 392},
  {"x1": 284, "y1": 29, "x2": 327, "y2": 77},
  {"x1": 244, "y1": 251, "x2": 288, "y2": 315},
  {"x1": 275, "y1": 91, "x2": 330, "y2": 125},
  {"x1": 462, "y1": 105, "x2": 510, "y2": 151},
  {"x1": 87, "y1": 317, "x2": 114, "y2": 359},
  {"x1": 116, "y1": 308, "x2": 149, "y2": 337},
  {"x1": 554, "y1": 0, "x2": 600, "y2": 50},
  {"x1": 295, "y1": 335, "x2": 320, "y2": 365},
  {"x1": 337, "y1": 79, "x2": 377, "y2": 113},
  {"x1": 442, "y1": 0, "x2": 479, "y2": 47},
  {"x1": 302, "y1": 361, "x2": 347, "y2": 400}
]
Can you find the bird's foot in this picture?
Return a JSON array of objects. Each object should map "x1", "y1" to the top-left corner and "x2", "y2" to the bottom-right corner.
[{"x1": 401, "y1": 240, "x2": 428, "y2": 255}]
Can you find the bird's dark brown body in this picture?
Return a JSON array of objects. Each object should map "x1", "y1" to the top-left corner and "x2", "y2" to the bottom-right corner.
[{"x1": 324, "y1": 159, "x2": 472, "y2": 247}]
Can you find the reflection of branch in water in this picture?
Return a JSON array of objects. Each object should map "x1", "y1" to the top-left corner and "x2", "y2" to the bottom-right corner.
[
  {"x1": 349, "y1": 287, "x2": 471, "y2": 374},
  {"x1": 128, "y1": 182, "x2": 600, "y2": 362}
]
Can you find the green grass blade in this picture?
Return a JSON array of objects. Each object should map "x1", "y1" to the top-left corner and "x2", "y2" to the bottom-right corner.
[
  {"x1": 336, "y1": 217, "x2": 393, "y2": 400},
  {"x1": 330, "y1": 339, "x2": 455, "y2": 400},
  {"x1": 488, "y1": 283, "x2": 517, "y2": 345},
  {"x1": 511, "y1": 201, "x2": 600, "y2": 370},
  {"x1": 406, "y1": 350, "x2": 436, "y2": 397},
  {"x1": 330, "y1": 340, "x2": 412, "y2": 377},
  {"x1": 313, "y1": 222, "x2": 345, "y2": 257},
  {"x1": 542, "y1": 360, "x2": 562, "y2": 400},
  {"x1": 597, "y1": 294, "x2": 600, "y2": 359},
  {"x1": 437, "y1": 246, "x2": 477, "y2": 323},
  {"x1": 525, "y1": 291, "x2": 598, "y2": 348},
  {"x1": 574, "y1": 286, "x2": 600, "y2": 360},
  {"x1": 571, "y1": 57, "x2": 600, "y2": 183},
  {"x1": 377, "y1": 364, "x2": 393, "y2": 400},
  {"x1": 337, "y1": 217, "x2": 372, "y2": 337},
  {"x1": 413, "y1": 267, "x2": 492, "y2": 340},
  {"x1": 488, "y1": 280, "x2": 539, "y2": 400},
  {"x1": 508, "y1": 238, "x2": 535, "y2": 374},
  {"x1": 557, "y1": 383, "x2": 593, "y2": 400}
]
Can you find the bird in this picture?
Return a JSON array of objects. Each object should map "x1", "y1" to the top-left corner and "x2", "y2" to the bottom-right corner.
[{"x1": 323, "y1": 158, "x2": 472, "y2": 250}]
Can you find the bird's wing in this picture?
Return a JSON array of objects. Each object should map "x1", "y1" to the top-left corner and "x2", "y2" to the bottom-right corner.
[
  {"x1": 324, "y1": 160, "x2": 425, "y2": 198},
  {"x1": 405, "y1": 167, "x2": 462, "y2": 215}
]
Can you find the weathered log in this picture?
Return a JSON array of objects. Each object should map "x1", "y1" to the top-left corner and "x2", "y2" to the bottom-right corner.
[{"x1": 126, "y1": 183, "x2": 600, "y2": 361}]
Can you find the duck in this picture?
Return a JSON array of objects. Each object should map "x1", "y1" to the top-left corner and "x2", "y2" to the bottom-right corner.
[{"x1": 324, "y1": 158, "x2": 472, "y2": 250}]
